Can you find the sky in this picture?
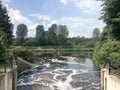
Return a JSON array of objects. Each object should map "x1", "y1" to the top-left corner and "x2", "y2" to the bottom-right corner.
[{"x1": 2, "y1": 0, "x2": 105, "y2": 38}]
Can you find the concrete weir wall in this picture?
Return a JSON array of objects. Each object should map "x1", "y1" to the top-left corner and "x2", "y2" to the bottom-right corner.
[
  {"x1": 101, "y1": 68, "x2": 120, "y2": 90},
  {"x1": 0, "y1": 67, "x2": 17, "y2": 90}
]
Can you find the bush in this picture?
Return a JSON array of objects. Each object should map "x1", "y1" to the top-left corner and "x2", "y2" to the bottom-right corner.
[
  {"x1": 16, "y1": 50, "x2": 35, "y2": 63},
  {"x1": 93, "y1": 40, "x2": 120, "y2": 67}
]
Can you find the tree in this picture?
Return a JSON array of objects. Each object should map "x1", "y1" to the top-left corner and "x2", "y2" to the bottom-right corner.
[
  {"x1": 57, "y1": 25, "x2": 69, "y2": 46},
  {"x1": 48, "y1": 24, "x2": 57, "y2": 45},
  {"x1": 16, "y1": 24, "x2": 28, "y2": 45},
  {"x1": 35, "y1": 25, "x2": 45, "y2": 45},
  {"x1": 44, "y1": 31, "x2": 50, "y2": 46},
  {"x1": 0, "y1": 1, "x2": 13, "y2": 44},
  {"x1": 93, "y1": 0, "x2": 120, "y2": 67},
  {"x1": 92, "y1": 28, "x2": 100, "y2": 41},
  {"x1": 100, "y1": 0, "x2": 120, "y2": 40},
  {"x1": 0, "y1": 28, "x2": 7, "y2": 60}
]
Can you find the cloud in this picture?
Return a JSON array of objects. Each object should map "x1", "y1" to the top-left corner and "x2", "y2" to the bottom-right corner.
[
  {"x1": 1, "y1": 0, "x2": 11, "y2": 3},
  {"x1": 29, "y1": 14, "x2": 52, "y2": 21},
  {"x1": 73, "y1": 0, "x2": 102, "y2": 16},
  {"x1": 5, "y1": 0, "x2": 105, "y2": 38},
  {"x1": 9, "y1": 9, "x2": 33, "y2": 25},
  {"x1": 59, "y1": 0, "x2": 68, "y2": 5},
  {"x1": 6, "y1": 5, "x2": 38, "y2": 37},
  {"x1": 48, "y1": 16, "x2": 105, "y2": 37}
]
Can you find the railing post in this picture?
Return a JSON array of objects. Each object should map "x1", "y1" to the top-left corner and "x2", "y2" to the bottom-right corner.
[
  {"x1": 4, "y1": 58, "x2": 6, "y2": 73},
  {"x1": 106, "y1": 57, "x2": 111, "y2": 74}
]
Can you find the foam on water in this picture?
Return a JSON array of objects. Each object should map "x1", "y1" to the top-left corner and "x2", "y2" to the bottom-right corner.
[
  {"x1": 50, "y1": 69, "x2": 79, "y2": 90},
  {"x1": 17, "y1": 57, "x2": 100, "y2": 90},
  {"x1": 44, "y1": 63, "x2": 50, "y2": 67}
]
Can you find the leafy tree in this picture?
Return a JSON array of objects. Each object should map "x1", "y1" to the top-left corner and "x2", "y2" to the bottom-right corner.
[
  {"x1": 48, "y1": 24, "x2": 57, "y2": 45},
  {"x1": 57, "y1": 25, "x2": 69, "y2": 46},
  {"x1": 0, "y1": 29, "x2": 7, "y2": 61},
  {"x1": 92, "y1": 28, "x2": 100, "y2": 41},
  {"x1": 93, "y1": 0, "x2": 120, "y2": 68},
  {"x1": 44, "y1": 31, "x2": 50, "y2": 46},
  {"x1": 16, "y1": 24, "x2": 28, "y2": 45},
  {"x1": 0, "y1": 1, "x2": 13, "y2": 44},
  {"x1": 35, "y1": 25, "x2": 45, "y2": 45},
  {"x1": 100, "y1": 0, "x2": 120, "y2": 40}
]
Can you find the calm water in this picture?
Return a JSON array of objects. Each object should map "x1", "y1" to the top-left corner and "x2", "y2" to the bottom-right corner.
[{"x1": 17, "y1": 57, "x2": 100, "y2": 90}]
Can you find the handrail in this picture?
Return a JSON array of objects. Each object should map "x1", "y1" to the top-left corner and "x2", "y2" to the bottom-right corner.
[{"x1": 104, "y1": 57, "x2": 120, "y2": 75}]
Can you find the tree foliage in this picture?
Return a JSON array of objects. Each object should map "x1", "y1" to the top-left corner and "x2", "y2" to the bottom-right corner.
[
  {"x1": 16, "y1": 24, "x2": 28, "y2": 45},
  {"x1": 57, "y1": 25, "x2": 69, "y2": 46},
  {"x1": 0, "y1": 29, "x2": 7, "y2": 57},
  {"x1": 92, "y1": 28, "x2": 100, "y2": 41},
  {"x1": 35, "y1": 25, "x2": 45, "y2": 45},
  {"x1": 0, "y1": 1, "x2": 13, "y2": 44},
  {"x1": 100, "y1": 0, "x2": 120, "y2": 40},
  {"x1": 13, "y1": 23, "x2": 95, "y2": 48},
  {"x1": 94, "y1": 0, "x2": 120, "y2": 67},
  {"x1": 0, "y1": 1, "x2": 13, "y2": 63},
  {"x1": 93, "y1": 40, "x2": 120, "y2": 67},
  {"x1": 48, "y1": 24, "x2": 57, "y2": 45}
]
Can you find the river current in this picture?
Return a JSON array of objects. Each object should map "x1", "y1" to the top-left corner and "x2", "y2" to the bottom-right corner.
[{"x1": 17, "y1": 57, "x2": 100, "y2": 90}]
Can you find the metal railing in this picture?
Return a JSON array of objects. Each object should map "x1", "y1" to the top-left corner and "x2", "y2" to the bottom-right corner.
[{"x1": 105, "y1": 57, "x2": 120, "y2": 75}]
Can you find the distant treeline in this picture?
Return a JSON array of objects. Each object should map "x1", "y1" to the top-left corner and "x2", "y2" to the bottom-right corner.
[{"x1": 13, "y1": 23, "x2": 96, "y2": 48}]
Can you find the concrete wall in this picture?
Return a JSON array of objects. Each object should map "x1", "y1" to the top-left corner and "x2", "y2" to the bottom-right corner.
[
  {"x1": 0, "y1": 67, "x2": 17, "y2": 90},
  {"x1": 101, "y1": 68, "x2": 120, "y2": 90},
  {"x1": 0, "y1": 73, "x2": 5, "y2": 90}
]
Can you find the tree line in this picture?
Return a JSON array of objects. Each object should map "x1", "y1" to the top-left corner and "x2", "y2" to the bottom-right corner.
[
  {"x1": 14, "y1": 23, "x2": 99, "y2": 48},
  {"x1": 15, "y1": 24, "x2": 69, "y2": 46}
]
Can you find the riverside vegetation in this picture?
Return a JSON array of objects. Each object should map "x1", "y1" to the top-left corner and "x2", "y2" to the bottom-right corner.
[{"x1": 93, "y1": 0, "x2": 120, "y2": 69}]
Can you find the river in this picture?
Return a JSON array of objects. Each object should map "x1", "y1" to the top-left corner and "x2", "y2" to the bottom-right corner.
[{"x1": 17, "y1": 57, "x2": 100, "y2": 90}]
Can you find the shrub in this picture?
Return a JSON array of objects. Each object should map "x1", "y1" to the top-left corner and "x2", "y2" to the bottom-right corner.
[{"x1": 93, "y1": 40, "x2": 120, "y2": 67}]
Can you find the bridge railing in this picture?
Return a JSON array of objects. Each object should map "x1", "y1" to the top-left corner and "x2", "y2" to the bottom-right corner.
[{"x1": 104, "y1": 57, "x2": 120, "y2": 75}]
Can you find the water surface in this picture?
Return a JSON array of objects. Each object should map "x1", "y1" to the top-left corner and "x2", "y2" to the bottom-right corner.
[{"x1": 17, "y1": 57, "x2": 100, "y2": 90}]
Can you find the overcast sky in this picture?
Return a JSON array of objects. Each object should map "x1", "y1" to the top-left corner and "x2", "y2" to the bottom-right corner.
[{"x1": 3, "y1": 0, "x2": 105, "y2": 38}]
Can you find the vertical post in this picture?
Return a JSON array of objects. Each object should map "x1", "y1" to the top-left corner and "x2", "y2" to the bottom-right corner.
[
  {"x1": 4, "y1": 58, "x2": 6, "y2": 73},
  {"x1": 106, "y1": 57, "x2": 111, "y2": 74}
]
